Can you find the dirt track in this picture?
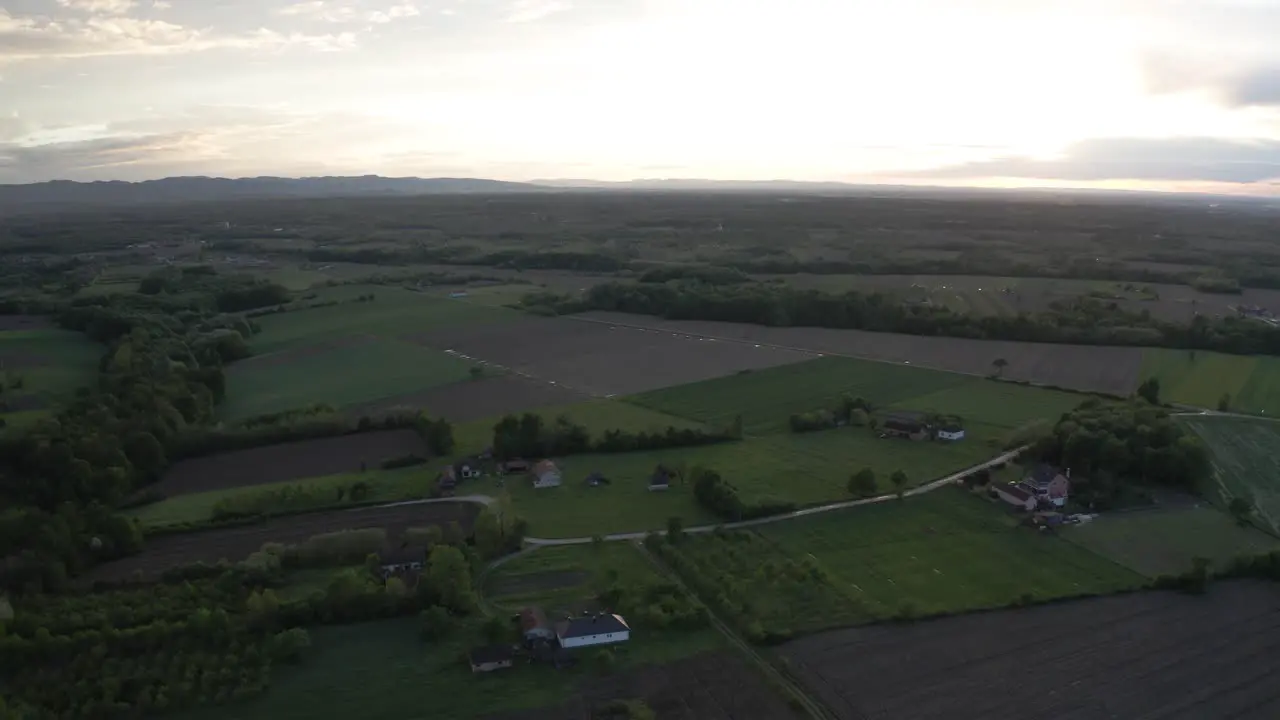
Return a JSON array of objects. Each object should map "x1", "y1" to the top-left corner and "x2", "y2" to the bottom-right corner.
[
  {"x1": 90, "y1": 502, "x2": 479, "y2": 581},
  {"x1": 408, "y1": 316, "x2": 816, "y2": 397},
  {"x1": 781, "y1": 581, "x2": 1280, "y2": 720},
  {"x1": 158, "y1": 429, "x2": 427, "y2": 496},
  {"x1": 573, "y1": 312, "x2": 1144, "y2": 396}
]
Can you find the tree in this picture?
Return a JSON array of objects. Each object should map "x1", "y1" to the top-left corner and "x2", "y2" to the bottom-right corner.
[
  {"x1": 1137, "y1": 377, "x2": 1161, "y2": 405},
  {"x1": 1218, "y1": 393, "x2": 1232, "y2": 412},
  {"x1": 666, "y1": 516, "x2": 684, "y2": 541},
  {"x1": 123, "y1": 431, "x2": 166, "y2": 479},
  {"x1": 849, "y1": 408, "x2": 869, "y2": 427},
  {"x1": 419, "y1": 606, "x2": 451, "y2": 640},
  {"x1": 992, "y1": 358, "x2": 1008, "y2": 377},
  {"x1": 1229, "y1": 496, "x2": 1255, "y2": 525},
  {"x1": 591, "y1": 534, "x2": 605, "y2": 552},
  {"x1": 473, "y1": 506, "x2": 506, "y2": 559},
  {"x1": 848, "y1": 468, "x2": 877, "y2": 497},
  {"x1": 890, "y1": 470, "x2": 908, "y2": 499},
  {"x1": 425, "y1": 545, "x2": 476, "y2": 614}
]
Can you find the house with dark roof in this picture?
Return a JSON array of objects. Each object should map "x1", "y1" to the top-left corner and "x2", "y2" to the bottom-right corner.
[
  {"x1": 1020, "y1": 464, "x2": 1071, "y2": 507},
  {"x1": 378, "y1": 546, "x2": 424, "y2": 579},
  {"x1": 555, "y1": 613, "x2": 631, "y2": 649},
  {"x1": 649, "y1": 466, "x2": 673, "y2": 491},
  {"x1": 532, "y1": 460, "x2": 562, "y2": 489},
  {"x1": 993, "y1": 483, "x2": 1037, "y2": 511},
  {"x1": 503, "y1": 458, "x2": 531, "y2": 475},
  {"x1": 520, "y1": 606, "x2": 555, "y2": 642},
  {"x1": 468, "y1": 644, "x2": 514, "y2": 673},
  {"x1": 882, "y1": 412, "x2": 929, "y2": 440}
]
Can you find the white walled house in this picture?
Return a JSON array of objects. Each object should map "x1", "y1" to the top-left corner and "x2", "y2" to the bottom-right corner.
[
  {"x1": 532, "y1": 460, "x2": 562, "y2": 489},
  {"x1": 555, "y1": 614, "x2": 631, "y2": 649},
  {"x1": 936, "y1": 426, "x2": 965, "y2": 441}
]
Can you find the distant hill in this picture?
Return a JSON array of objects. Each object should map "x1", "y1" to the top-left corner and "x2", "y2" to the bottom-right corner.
[{"x1": 0, "y1": 175, "x2": 544, "y2": 211}]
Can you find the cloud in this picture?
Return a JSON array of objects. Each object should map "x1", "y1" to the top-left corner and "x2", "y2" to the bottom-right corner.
[
  {"x1": 916, "y1": 137, "x2": 1280, "y2": 183},
  {"x1": 152, "y1": 1, "x2": 172, "y2": 9},
  {"x1": 276, "y1": 1, "x2": 359, "y2": 23},
  {"x1": 0, "y1": 132, "x2": 208, "y2": 181},
  {"x1": 55, "y1": 0, "x2": 138, "y2": 15},
  {"x1": 1143, "y1": 52, "x2": 1280, "y2": 108},
  {"x1": 0, "y1": 9, "x2": 357, "y2": 61},
  {"x1": 505, "y1": 0, "x2": 571, "y2": 23}
]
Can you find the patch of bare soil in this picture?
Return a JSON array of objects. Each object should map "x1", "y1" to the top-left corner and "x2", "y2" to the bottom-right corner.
[
  {"x1": 89, "y1": 501, "x2": 478, "y2": 581},
  {"x1": 157, "y1": 429, "x2": 427, "y2": 497},
  {"x1": 573, "y1": 312, "x2": 1144, "y2": 396},
  {"x1": 781, "y1": 581, "x2": 1280, "y2": 720},
  {"x1": 345, "y1": 375, "x2": 589, "y2": 423},
  {"x1": 407, "y1": 317, "x2": 816, "y2": 397},
  {"x1": 0, "y1": 315, "x2": 53, "y2": 331},
  {"x1": 482, "y1": 651, "x2": 801, "y2": 720}
]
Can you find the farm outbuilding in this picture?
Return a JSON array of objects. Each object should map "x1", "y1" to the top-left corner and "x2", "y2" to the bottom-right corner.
[
  {"x1": 468, "y1": 644, "x2": 513, "y2": 673},
  {"x1": 882, "y1": 412, "x2": 929, "y2": 440},
  {"x1": 555, "y1": 613, "x2": 631, "y2": 649},
  {"x1": 993, "y1": 484, "x2": 1037, "y2": 512},
  {"x1": 936, "y1": 425, "x2": 965, "y2": 441},
  {"x1": 532, "y1": 460, "x2": 562, "y2": 489},
  {"x1": 520, "y1": 607, "x2": 556, "y2": 642},
  {"x1": 378, "y1": 545, "x2": 425, "y2": 579},
  {"x1": 649, "y1": 466, "x2": 674, "y2": 491}
]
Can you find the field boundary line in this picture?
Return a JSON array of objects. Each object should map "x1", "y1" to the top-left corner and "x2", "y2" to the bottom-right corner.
[{"x1": 635, "y1": 541, "x2": 839, "y2": 720}]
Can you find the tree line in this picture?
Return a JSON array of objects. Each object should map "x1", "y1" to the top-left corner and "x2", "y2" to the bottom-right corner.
[
  {"x1": 691, "y1": 466, "x2": 795, "y2": 521},
  {"x1": 491, "y1": 412, "x2": 741, "y2": 460},
  {"x1": 526, "y1": 281, "x2": 1280, "y2": 356}
]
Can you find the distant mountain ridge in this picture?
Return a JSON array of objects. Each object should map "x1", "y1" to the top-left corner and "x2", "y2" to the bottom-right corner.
[{"x1": 0, "y1": 175, "x2": 544, "y2": 211}]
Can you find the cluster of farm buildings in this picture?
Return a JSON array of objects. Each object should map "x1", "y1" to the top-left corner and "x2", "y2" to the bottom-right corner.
[
  {"x1": 437, "y1": 453, "x2": 673, "y2": 493},
  {"x1": 469, "y1": 606, "x2": 632, "y2": 674},
  {"x1": 990, "y1": 464, "x2": 1073, "y2": 512}
]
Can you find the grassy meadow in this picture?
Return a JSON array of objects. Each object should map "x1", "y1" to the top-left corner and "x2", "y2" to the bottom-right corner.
[
  {"x1": 485, "y1": 542, "x2": 666, "y2": 610},
  {"x1": 1182, "y1": 415, "x2": 1280, "y2": 534},
  {"x1": 1141, "y1": 348, "x2": 1280, "y2": 414},
  {"x1": 0, "y1": 328, "x2": 100, "y2": 426},
  {"x1": 759, "y1": 488, "x2": 1144, "y2": 618},
  {"x1": 222, "y1": 336, "x2": 476, "y2": 421},
  {"x1": 1063, "y1": 505, "x2": 1280, "y2": 577}
]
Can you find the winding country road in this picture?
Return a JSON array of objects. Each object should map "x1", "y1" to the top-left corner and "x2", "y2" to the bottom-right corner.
[{"x1": 379, "y1": 446, "x2": 1028, "y2": 546}]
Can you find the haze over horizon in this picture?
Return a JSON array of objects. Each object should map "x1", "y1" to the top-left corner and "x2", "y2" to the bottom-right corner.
[{"x1": 3, "y1": 0, "x2": 1280, "y2": 195}]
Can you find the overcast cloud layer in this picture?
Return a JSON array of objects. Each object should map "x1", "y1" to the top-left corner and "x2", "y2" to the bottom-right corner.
[{"x1": 3, "y1": 0, "x2": 1280, "y2": 193}]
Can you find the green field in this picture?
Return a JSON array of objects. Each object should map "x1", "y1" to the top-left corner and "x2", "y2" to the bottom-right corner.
[
  {"x1": 248, "y1": 285, "x2": 518, "y2": 355},
  {"x1": 1140, "y1": 348, "x2": 1280, "y2": 414},
  {"x1": 759, "y1": 488, "x2": 1143, "y2": 618},
  {"x1": 631, "y1": 356, "x2": 1085, "y2": 435},
  {"x1": 0, "y1": 328, "x2": 100, "y2": 425},
  {"x1": 1063, "y1": 505, "x2": 1280, "y2": 577},
  {"x1": 222, "y1": 337, "x2": 475, "y2": 421},
  {"x1": 130, "y1": 466, "x2": 433, "y2": 529},
  {"x1": 1182, "y1": 415, "x2": 1280, "y2": 534},
  {"x1": 630, "y1": 356, "x2": 972, "y2": 434}
]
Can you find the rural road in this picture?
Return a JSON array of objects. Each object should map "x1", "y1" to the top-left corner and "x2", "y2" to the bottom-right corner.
[{"x1": 380, "y1": 447, "x2": 1028, "y2": 546}]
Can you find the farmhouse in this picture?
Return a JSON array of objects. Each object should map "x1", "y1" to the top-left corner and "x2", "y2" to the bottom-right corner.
[
  {"x1": 520, "y1": 606, "x2": 556, "y2": 642},
  {"x1": 649, "y1": 466, "x2": 673, "y2": 491},
  {"x1": 936, "y1": 425, "x2": 965, "y2": 442},
  {"x1": 1020, "y1": 464, "x2": 1071, "y2": 507},
  {"x1": 532, "y1": 460, "x2": 562, "y2": 488},
  {"x1": 468, "y1": 644, "x2": 513, "y2": 673},
  {"x1": 993, "y1": 483, "x2": 1037, "y2": 512},
  {"x1": 882, "y1": 412, "x2": 929, "y2": 440},
  {"x1": 455, "y1": 458, "x2": 483, "y2": 480},
  {"x1": 555, "y1": 613, "x2": 631, "y2": 649},
  {"x1": 378, "y1": 546, "x2": 424, "y2": 579}
]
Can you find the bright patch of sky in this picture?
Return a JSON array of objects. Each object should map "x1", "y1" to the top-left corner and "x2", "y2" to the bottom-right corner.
[{"x1": 2, "y1": 0, "x2": 1279, "y2": 193}]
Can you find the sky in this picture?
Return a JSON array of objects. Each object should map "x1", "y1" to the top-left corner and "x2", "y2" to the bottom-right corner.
[{"x1": 2, "y1": 0, "x2": 1280, "y2": 194}]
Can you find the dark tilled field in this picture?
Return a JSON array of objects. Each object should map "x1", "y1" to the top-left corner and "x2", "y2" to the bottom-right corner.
[
  {"x1": 0, "y1": 315, "x2": 53, "y2": 331},
  {"x1": 90, "y1": 501, "x2": 478, "y2": 581},
  {"x1": 344, "y1": 374, "x2": 589, "y2": 422},
  {"x1": 481, "y1": 651, "x2": 800, "y2": 720},
  {"x1": 781, "y1": 581, "x2": 1280, "y2": 720},
  {"x1": 158, "y1": 429, "x2": 427, "y2": 496},
  {"x1": 574, "y1": 312, "x2": 1144, "y2": 396},
  {"x1": 408, "y1": 317, "x2": 817, "y2": 396}
]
